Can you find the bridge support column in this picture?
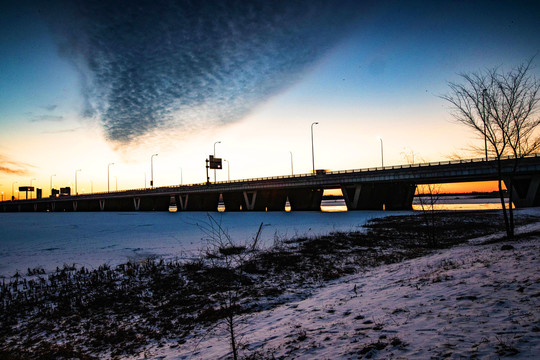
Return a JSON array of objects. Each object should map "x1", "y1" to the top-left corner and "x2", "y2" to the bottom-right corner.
[
  {"x1": 341, "y1": 182, "x2": 415, "y2": 210},
  {"x1": 505, "y1": 175, "x2": 540, "y2": 208},
  {"x1": 99, "y1": 199, "x2": 106, "y2": 211},
  {"x1": 222, "y1": 190, "x2": 288, "y2": 211},
  {"x1": 133, "y1": 197, "x2": 141, "y2": 211},
  {"x1": 288, "y1": 188, "x2": 323, "y2": 211},
  {"x1": 73, "y1": 201, "x2": 78, "y2": 212},
  {"x1": 175, "y1": 194, "x2": 189, "y2": 211},
  {"x1": 51, "y1": 202, "x2": 55, "y2": 212}
]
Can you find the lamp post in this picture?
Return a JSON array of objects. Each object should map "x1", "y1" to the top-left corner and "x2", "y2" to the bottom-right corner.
[
  {"x1": 311, "y1": 122, "x2": 318, "y2": 173},
  {"x1": 289, "y1": 151, "x2": 294, "y2": 175},
  {"x1": 151, "y1": 154, "x2": 158, "y2": 188},
  {"x1": 50, "y1": 174, "x2": 56, "y2": 197},
  {"x1": 180, "y1": 167, "x2": 183, "y2": 185},
  {"x1": 224, "y1": 159, "x2": 230, "y2": 181},
  {"x1": 377, "y1": 136, "x2": 384, "y2": 167},
  {"x1": 1, "y1": 192, "x2": 3, "y2": 202},
  {"x1": 115, "y1": 176, "x2": 118, "y2": 191},
  {"x1": 12, "y1": 181, "x2": 17, "y2": 201},
  {"x1": 108, "y1": 163, "x2": 114, "y2": 192},
  {"x1": 75, "y1": 169, "x2": 81, "y2": 195},
  {"x1": 213, "y1": 141, "x2": 221, "y2": 182},
  {"x1": 91, "y1": 180, "x2": 93, "y2": 194}
]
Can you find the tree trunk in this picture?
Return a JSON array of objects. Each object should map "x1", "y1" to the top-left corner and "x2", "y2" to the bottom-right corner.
[{"x1": 496, "y1": 159, "x2": 511, "y2": 238}]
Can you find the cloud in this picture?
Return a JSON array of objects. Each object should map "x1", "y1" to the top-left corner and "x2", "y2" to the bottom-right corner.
[
  {"x1": 42, "y1": 104, "x2": 58, "y2": 111},
  {"x1": 42, "y1": 0, "x2": 364, "y2": 143},
  {"x1": 0, "y1": 155, "x2": 33, "y2": 175},
  {"x1": 41, "y1": 127, "x2": 81, "y2": 134},
  {"x1": 29, "y1": 114, "x2": 65, "y2": 122}
]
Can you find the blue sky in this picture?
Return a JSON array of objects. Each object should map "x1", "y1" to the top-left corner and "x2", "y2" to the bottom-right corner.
[{"x1": 1, "y1": 0, "x2": 539, "y2": 196}]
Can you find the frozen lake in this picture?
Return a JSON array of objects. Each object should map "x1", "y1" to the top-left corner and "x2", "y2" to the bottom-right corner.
[
  {"x1": 0, "y1": 196, "x2": 510, "y2": 278},
  {"x1": 0, "y1": 209, "x2": 404, "y2": 277}
]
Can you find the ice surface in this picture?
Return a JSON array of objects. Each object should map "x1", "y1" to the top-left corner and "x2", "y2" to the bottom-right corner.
[{"x1": 0, "y1": 210, "x2": 404, "y2": 277}]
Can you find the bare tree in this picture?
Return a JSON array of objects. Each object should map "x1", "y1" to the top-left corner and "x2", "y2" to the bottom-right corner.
[{"x1": 441, "y1": 59, "x2": 540, "y2": 238}]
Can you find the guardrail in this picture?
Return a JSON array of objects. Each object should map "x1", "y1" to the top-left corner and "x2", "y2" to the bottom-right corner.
[{"x1": 3, "y1": 153, "x2": 540, "y2": 202}]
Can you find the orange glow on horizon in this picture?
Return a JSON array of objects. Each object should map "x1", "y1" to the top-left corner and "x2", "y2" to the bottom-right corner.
[{"x1": 323, "y1": 181, "x2": 503, "y2": 197}]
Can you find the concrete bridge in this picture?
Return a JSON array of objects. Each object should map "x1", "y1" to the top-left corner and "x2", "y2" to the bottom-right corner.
[{"x1": 2, "y1": 154, "x2": 540, "y2": 212}]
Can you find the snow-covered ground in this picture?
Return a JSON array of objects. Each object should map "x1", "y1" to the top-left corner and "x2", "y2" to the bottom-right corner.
[
  {"x1": 0, "y1": 209, "x2": 404, "y2": 277},
  {"x1": 134, "y1": 211, "x2": 540, "y2": 359}
]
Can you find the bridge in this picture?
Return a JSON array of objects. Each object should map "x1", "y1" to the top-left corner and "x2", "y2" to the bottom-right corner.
[{"x1": 2, "y1": 155, "x2": 540, "y2": 212}]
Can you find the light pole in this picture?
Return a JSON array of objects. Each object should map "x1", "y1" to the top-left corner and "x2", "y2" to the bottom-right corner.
[
  {"x1": 180, "y1": 167, "x2": 183, "y2": 185},
  {"x1": 75, "y1": 169, "x2": 81, "y2": 195},
  {"x1": 224, "y1": 159, "x2": 230, "y2": 181},
  {"x1": 12, "y1": 181, "x2": 17, "y2": 201},
  {"x1": 115, "y1": 176, "x2": 118, "y2": 191},
  {"x1": 289, "y1": 151, "x2": 294, "y2": 175},
  {"x1": 50, "y1": 174, "x2": 56, "y2": 197},
  {"x1": 1, "y1": 192, "x2": 3, "y2": 202},
  {"x1": 213, "y1": 141, "x2": 221, "y2": 182},
  {"x1": 151, "y1": 154, "x2": 158, "y2": 188},
  {"x1": 311, "y1": 122, "x2": 318, "y2": 173},
  {"x1": 108, "y1": 162, "x2": 114, "y2": 192},
  {"x1": 377, "y1": 136, "x2": 384, "y2": 167},
  {"x1": 91, "y1": 180, "x2": 93, "y2": 194}
]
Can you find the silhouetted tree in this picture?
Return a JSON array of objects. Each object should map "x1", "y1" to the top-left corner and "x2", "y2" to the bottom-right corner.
[{"x1": 442, "y1": 59, "x2": 540, "y2": 238}]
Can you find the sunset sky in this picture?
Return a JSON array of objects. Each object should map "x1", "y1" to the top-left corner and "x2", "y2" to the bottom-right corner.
[{"x1": 1, "y1": 0, "x2": 539, "y2": 198}]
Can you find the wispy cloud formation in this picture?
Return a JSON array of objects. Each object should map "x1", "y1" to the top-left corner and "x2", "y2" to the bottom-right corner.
[
  {"x1": 29, "y1": 114, "x2": 64, "y2": 122},
  {"x1": 43, "y1": 0, "x2": 363, "y2": 143},
  {"x1": 0, "y1": 155, "x2": 33, "y2": 175},
  {"x1": 42, "y1": 104, "x2": 58, "y2": 111}
]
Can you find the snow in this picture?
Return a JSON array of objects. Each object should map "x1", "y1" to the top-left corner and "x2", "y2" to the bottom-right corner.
[
  {"x1": 133, "y1": 210, "x2": 540, "y2": 359},
  {"x1": 0, "y1": 209, "x2": 404, "y2": 277}
]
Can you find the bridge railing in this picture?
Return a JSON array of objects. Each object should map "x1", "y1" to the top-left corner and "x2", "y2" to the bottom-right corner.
[{"x1": 6, "y1": 153, "x2": 539, "y2": 202}]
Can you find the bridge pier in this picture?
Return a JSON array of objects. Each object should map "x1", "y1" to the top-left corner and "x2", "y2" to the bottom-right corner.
[
  {"x1": 175, "y1": 193, "x2": 220, "y2": 211},
  {"x1": 175, "y1": 194, "x2": 189, "y2": 211},
  {"x1": 342, "y1": 182, "x2": 415, "y2": 210},
  {"x1": 505, "y1": 175, "x2": 540, "y2": 208},
  {"x1": 222, "y1": 190, "x2": 288, "y2": 211},
  {"x1": 288, "y1": 188, "x2": 323, "y2": 211}
]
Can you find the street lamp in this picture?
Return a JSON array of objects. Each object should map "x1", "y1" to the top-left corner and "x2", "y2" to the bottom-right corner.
[
  {"x1": 108, "y1": 162, "x2": 114, "y2": 192},
  {"x1": 224, "y1": 159, "x2": 230, "y2": 181},
  {"x1": 289, "y1": 151, "x2": 294, "y2": 175},
  {"x1": 151, "y1": 154, "x2": 158, "y2": 188},
  {"x1": 311, "y1": 122, "x2": 318, "y2": 173},
  {"x1": 214, "y1": 141, "x2": 221, "y2": 182},
  {"x1": 50, "y1": 174, "x2": 56, "y2": 197},
  {"x1": 180, "y1": 167, "x2": 183, "y2": 185},
  {"x1": 75, "y1": 169, "x2": 82, "y2": 195},
  {"x1": 12, "y1": 181, "x2": 17, "y2": 201},
  {"x1": 377, "y1": 136, "x2": 384, "y2": 167}
]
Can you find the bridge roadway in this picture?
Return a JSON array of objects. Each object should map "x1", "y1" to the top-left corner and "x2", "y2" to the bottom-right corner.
[{"x1": 2, "y1": 154, "x2": 540, "y2": 212}]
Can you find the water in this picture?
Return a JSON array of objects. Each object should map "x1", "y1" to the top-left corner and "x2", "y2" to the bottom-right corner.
[{"x1": 0, "y1": 196, "x2": 508, "y2": 277}]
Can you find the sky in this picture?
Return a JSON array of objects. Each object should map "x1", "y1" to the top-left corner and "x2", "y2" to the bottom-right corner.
[{"x1": 1, "y1": 0, "x2": 539, "y2": 199}]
